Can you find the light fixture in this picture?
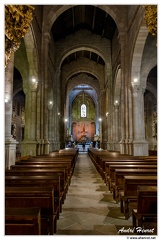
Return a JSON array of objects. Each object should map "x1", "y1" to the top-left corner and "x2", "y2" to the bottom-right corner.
[
  {"x1": 47, "y1": 100, "x2": 53, "y2": 110},
  {"x1": 131, "y1": 78, "x2": 139, "y2": 88},
  {"x1": 106, "y1": 112, "x2": 109, "y2": 117},
  {"x1": 5, "y1": 98, "x2": 9, "y2": 103},
  {"x1": 65, "y1": 118, "x2": 68, "y2": 122},
  {"x1": 32, "y1": 78, "x2": 36, "y2": 83},
  {"x1": 30, "y1": 77, "x2": 38, "y2": 91},
  {"x1": 99, "y1": 118, "x2": 102, "y2": 122},
  {"x1": 114, "y1": 100, "x2": 120, "y2": 106},
  {"x1": 58, "y1": 112, "x2": 60, "y2": 116}
]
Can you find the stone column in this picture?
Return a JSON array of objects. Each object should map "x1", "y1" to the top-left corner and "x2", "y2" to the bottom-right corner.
[
  {"x1": 132, "y1": 83, "x2": 148, "y2": 155},
  {"x1": 111, "y1": 107, "x2": 115, "y2": 150},
  {"x1": 36, "y1": 89, "x2": 41, "y2": 155},
  {"x1": 56, "y1": 70, "x2": 61, "y2": 149},
  {"x1": 48, "y1": 100, "x2": 53, "y2": 152},
  {"x1": 114, "y1": 102, "x2": 120, "y2": 151},
  {"x1": 107, "y1": 74, "x2": 113, "y2": 151},
  {"x1": 119, "y1": 33, "x2": 126, "y2": 154},
  {"x1": 128, "y1": 87, "x2": 133, "y2": 155},
  {"x1": 5, "y1": 55, "x2": 18, "y2": 169},
  {"x1": 98, "y1": 118, "x2": 102, "y2": 149},
  {"x1": 21, "y1": 78, "x2": 38, "y2": 156},
  {"x1": 42, "y1": 33, "x2": 51, "y2": 154},
  {"x1": 52, "y1": 69, "x2": 61, "y2": 150},
  {"x1": 125, "y1": 87, "x2": 129, "y2": 154}
]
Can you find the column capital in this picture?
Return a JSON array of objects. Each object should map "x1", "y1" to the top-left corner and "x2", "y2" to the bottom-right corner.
[
  {"x1": 114, "y1": 100, "x2": 120, "y2": 108},
  {"x1": 43, "y1": 32, "x2": 51, "y2": 42},
  {"x1": 29, "y1": 79, "x2": 38, "y2": 91},
  {"x1": 131, "y1": 83, "x2": 141, "y2": 96},
  {"x1": 55, "y1": 69, "x2": 61, "y2": 75},
  {"x1": 118, "y1": 31, "x2": 126, "y2": 43}
]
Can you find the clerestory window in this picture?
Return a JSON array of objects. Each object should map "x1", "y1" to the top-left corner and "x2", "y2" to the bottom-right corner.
[{"x1": 81, "y1": 104, "x2": 86, "y2": 117}]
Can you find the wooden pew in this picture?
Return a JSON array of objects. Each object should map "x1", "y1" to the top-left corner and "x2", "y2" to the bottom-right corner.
[
  {"x1": 148, "y1": 150, "x2": 157, "y2": 156},
  {"x1": 101, "y1": 158, "x2": 156, "y2": 180},
  {"x1": 106, "y1": 163, "x2": 157, "y2": 190},
  {"x1": 113, "y1": 169, "x2": 157, "y2": 203},
  {"x1": 29, "y1": 155, "x2": 76, "y2": 171},
  {"x1": 132, "y1": 185, "x2": 157, "y2": 230},
  {"x1": 16, "y1": 160, "x2": 73, "y2": 183},
  {"x1": 5, "y1": 175, "x2": 60, "y2": 223},
  {"x1": 19, "y1": 150, "x2": 77, "y2": 172},
  {"x1": 5, "y1": 207, "x2": 41, "y2": 235},
  {"x1": 120, "y1": 176, "x2": 157, "y2": 219},
  {"x1": 5, "y1": 187, "x2": 55, "y2": 234},
  {"x1": 5, "y1": 168, "x2": 67, "y2": 205},
  {"x1": 88, "y1": 148, "x2": 157, "y2": 180},
  {"x1": 10, "y1": 162, "x2": 72, "y2": 190}
]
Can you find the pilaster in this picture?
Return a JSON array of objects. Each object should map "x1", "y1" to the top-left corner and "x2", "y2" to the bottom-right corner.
[
  {"x1": 114, "y1": 102, "x2": 120, "y2": 151},
  {"x1": 21, "y1": 75, "x2": 38, "y2": 156},
  {"x1": 118, "y1": 32, "x2": 127, "y2": 154},
  {"x1": 131, "y1": 82, "x2": 148, "y2": 156},
  {"x1": 5, "y1": 55, "x2": 18, "y2": 168}
]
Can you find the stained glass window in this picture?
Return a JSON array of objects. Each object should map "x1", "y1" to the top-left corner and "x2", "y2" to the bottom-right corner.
[{"x1": 81, "y1": 104, "x2": 86, "y2": 117}]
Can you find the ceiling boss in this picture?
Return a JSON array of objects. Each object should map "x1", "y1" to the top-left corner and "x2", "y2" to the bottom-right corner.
[{"x1": 5, "y1": 5, "x2": 34, "y2": 67}]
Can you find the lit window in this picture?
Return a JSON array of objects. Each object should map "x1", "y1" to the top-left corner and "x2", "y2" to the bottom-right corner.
[{"x1": 81, "y1": 104, "x2": 86, "y2": 117}]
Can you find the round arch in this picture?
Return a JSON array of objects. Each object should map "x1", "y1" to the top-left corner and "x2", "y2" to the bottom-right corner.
[
  {"x1": 66, "y1": 72, "x2": 100, "y2": 101},
  {"x1": 23, "y1": 26, "x2": 39, "y2": 83},
  {"x1": 57, "y1": 44, "x2": 107, "y2": 69},
  {"x1": 141, "y1": 62, "x2": 157, "y2": 90},
  {"x1": 131, "y1": 25, "x2": 148, "y2": 85},
  {"x1": 61, "y1": 56, "x2": 104, "y2": 90},
  {"x1": 14, "y1": 26, "x2": 39, "y2": 92},
  {"x1": 146, "y1": 82, "x2": 157, "y2": 100},
  {"x1": 42, "y1": 5, "x2": 124, "y2": 37}
]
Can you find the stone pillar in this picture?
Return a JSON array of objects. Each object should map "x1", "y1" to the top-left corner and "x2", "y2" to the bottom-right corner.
[
  {"x1": 132, "y1": 83, "x2": 148, "y2": 156},
  {"x1": 125, "y1": 87, "x2": 129, "y2": 154},
  {"x1": 48, "y1": 100, "x2": 53, "y2": 152},
  {"x1": 42, "y1": 33, "x2": 51, "y2": 154},
  {"x1": 5, "y1": 55, "x2": 18, "y2": 169},
  {"x1": 52, "y1": 69, "x2": 61, "y2": 150},
  {"x1": 114, "y1": 102, "x2": 120, "y2": 151},
  {"x1": 119, "y1": 33, "x2": 126, "y2": 154},
  {"x1": 107, "y1": 74, "x2": 113, "y2": 151},
  {"x1": 21, "y1": 78, "x2": 38, "y2": 156},
  {"x1": 56, "y1": 70, "x2": 61, "y2": 149},
  {"x1": 128, "y1": 88, "x2": 133, "y2": 155},
  {"x1": 111, "y1": 106, "x2": 115, "y2": 150},
  {"x1": 99, "y1": 118, "x2": 102, "y2": 149}
]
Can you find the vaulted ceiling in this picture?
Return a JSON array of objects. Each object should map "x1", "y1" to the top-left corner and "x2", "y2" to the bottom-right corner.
[
  {"x1": 51, "y1": 5, "x2": 117, "y2": 66},
  {"x1": 51, "y1": 5, "x2": 117, "y2": 41}
]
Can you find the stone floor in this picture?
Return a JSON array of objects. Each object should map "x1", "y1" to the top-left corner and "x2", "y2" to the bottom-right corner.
[
  {"x1": 56, "y1": 152, "x2": 157, "y2": 236},
  {"x1": 56, "y1": 152, "x2": 135, "y2": 236}
]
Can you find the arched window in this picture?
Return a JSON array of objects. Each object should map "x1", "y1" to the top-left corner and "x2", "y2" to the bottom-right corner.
[{"x1": 81, "y1": 104, "x2": 86, "y2": 117}]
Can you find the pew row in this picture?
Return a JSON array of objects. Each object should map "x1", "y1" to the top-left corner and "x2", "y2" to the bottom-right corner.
[
  {"x1": 5, "y1": 207, "x2": 41, "y2": 235},
  {"x1": 88, "y1": 148, "x2": 157, "y2": 181},
  {"x1": 5, "y1": 175, "x2": 60, "y2": 225},
  {"x1": 106, "y1": 163, "x2": 157, "y2": 190},
  {"x1": 6, "y1": 168, "x2": 68, "y2": 204},
  {"x1": 132, "y1": 185, "x2": 157, "y2": 229},
  {"x1": 5, "y1": 187, "x2": 55, "y2": 234},
  {"x1": 112, "y1": 168, "x2": 157, "y2": 203},
  {"x1": 119, "y1": 176, "x2": 157, "y2": 219}
]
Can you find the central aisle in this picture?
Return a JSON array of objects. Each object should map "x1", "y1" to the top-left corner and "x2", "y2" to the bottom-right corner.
[{"x1": 57, "y1": 152, "x2": 132, "y2": 235}]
